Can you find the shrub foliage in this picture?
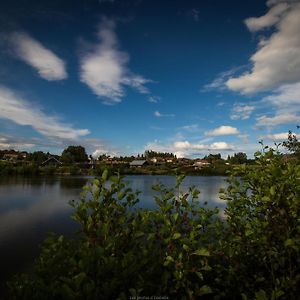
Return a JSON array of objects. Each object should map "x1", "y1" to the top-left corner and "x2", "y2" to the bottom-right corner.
[{"x1": 8, "y1": 149, "x2": 300, "y2": 299}]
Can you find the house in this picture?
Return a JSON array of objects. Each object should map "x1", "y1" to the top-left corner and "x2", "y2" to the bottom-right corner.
[
  {"x1": 41, "y1": 156, "x2": 62, "y2": 167},
  {"x1": 129, "y1": 160, "x2": 148, "y2": 168},
  {"x1": 193, "y1": 159, "x2": 211, "y2": 169},
  {"x1": 3, "y1": 153, "x2": 19, "y2": 161},
  {"x1": 178, "y1": 158, "x2": 192, "y2": 166},
  {"x1": 150, "y1": 157, "x2": 158, "y2": 163},
  {"x1": 3, "y1": 151, "x2": 19, "y2": 161}
]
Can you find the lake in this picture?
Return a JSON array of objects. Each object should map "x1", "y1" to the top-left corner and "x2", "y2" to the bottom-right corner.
[{"x1": 0, "y1": 175, "x2": 228, "y2": 290}]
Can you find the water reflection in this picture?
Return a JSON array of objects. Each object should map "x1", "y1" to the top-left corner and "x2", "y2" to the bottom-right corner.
[
  {"x1": 126, "y1": 175, "x2": 228, "y2": 209},
  {"x1": 0, "y1": 175, "x2": 227, "y2": 287}
]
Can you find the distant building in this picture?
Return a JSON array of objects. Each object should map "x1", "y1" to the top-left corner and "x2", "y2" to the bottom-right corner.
[
  {"x1": 193, "y1": 159, "x2": 211, "y2": 169},
  {"x1": 150, "y1": 157, "x2": 158, "y2": 163},
  {"x1": 178, "y1": 158, "x2": 192, "y2": 165},
  {"x1": 3, "y1": 152, "x2": 19, "y2": 161},
  {"x1": 129, "y1": 160, "x2": 148, "y2": 168}
]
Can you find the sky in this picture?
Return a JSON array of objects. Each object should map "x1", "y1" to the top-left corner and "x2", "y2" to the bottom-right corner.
[{"x1": 0, "y1": 0, "x2": 299, "y2": 158}]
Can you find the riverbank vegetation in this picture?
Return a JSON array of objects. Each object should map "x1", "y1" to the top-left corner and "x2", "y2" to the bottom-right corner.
[
  {"x1": 7, "y1": 135, "x2": 300, "y2": 299},
  {"x1": 0, "y1": 146, "x2": 256, "y2": 177}
]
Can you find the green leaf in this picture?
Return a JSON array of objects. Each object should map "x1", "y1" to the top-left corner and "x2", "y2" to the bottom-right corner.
[
  {"x1": 245, "y1": 228, "x2": 253, "y2": 237},
  {"x1": 284, "y1": 238, "x2": 294, "y2": 247},
  {"x1": 176, "y1": 175, "x2": 185, "y2": 187},
  {"x1": 166, "y1": 255, "x2": 174, "y2": 262},
  {"x1": 195, "y1": 272, "x2": 203, "y2": 280},
  {"x1": 135, "y1": 231, "x2": 144, "y2": 238},
  {"x1": 255, "y1": 289, "x2": 267, "y2": 300},
  {"x1": 73, "y1": 272, "x2": 86, "y2": 287},
  {"x1": 102, "y1": 169, "x2": 108, "y2": 181},
  {"x1": 193, "y1": 248, "x2": 210, "y2": 256},
  {"x1": 173, "y1": 213, "x2": 179, "y2": 222},
  {"x1": 172, "y1": 232, "x2": 181, "y2": 239},
  {"x1": 199, "y1": 285, "x2": 212, "y2": 295},
  {"x1": 183, "y1": 244, "x2": 189, "y2": 251},
  {"x1": 270, "y1": 186, "x2": 276, "y2": 196}
]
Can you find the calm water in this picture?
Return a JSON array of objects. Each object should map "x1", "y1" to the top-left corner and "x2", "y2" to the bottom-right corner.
[{"x1": 0, "y1": 175, "x2": 227, "y2": 289}]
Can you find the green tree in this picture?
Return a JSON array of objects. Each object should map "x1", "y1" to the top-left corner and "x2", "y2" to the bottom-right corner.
[
  {"x1": 28, "y1": 151, "x2": 48, "y2": 164},
  {"x1": 229, "y1": 152, "x2": 248, "y2": 164},
  {"x1": 204, "y1": 153, "x2": 221, "y2": 163},
  {"x1": 61, "y1": 146, "x2": 88, "y2": 164},
  {"x1": 283, "y1": 128, "x2": 300, "y2": 158}
]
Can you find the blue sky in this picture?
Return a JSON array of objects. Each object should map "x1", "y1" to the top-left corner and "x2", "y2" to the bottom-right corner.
[{"x1": 0, "y1": 0, "x2": 299, "y2": 158}]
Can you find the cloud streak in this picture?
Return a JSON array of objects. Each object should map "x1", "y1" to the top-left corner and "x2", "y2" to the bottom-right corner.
[
  {"x1": 258, "y1": 131, "x2": 297, "y2": 141},
  {"x1": 80, "y1": 18, "x2": 151, "y2": 104},
  {"x1": 9, "y1": 32, "x2": 67, "y2": 81},
  {"x1": 0, "y1": 86, "x2": 90, "y2": 140},
  {"x1": 230, "y1": 104, "x2": 255, "y2": 120},
  {"x1": 154, "y1": 111, "x2": 175, "y2": 118}
]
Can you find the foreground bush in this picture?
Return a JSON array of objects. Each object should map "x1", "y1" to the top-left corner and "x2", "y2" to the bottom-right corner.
[{"x1": 8, "y1": 149, "x2": 300, "y2": 299}]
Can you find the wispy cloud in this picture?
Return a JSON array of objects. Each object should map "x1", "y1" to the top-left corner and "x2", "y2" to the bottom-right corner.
[
  {"x1": 262, "y1": 82, "x2": 300, "y2": 112},
  {"x1": 230, "y1": 104, "x2": 255, "y2": 120},
  {"x1": 226, "y1": 1, "x2": 300, "y2": 93},
  {"x1": 202, "y1": 66, "x2": 246, "y2": 92},
  {"x1": 154, "y1": 110, "x2": 175, "y2": 118},
  {"x1": 258, "y1": 131, "x2": 297, "y2": 141},
  {"x1": 202, "y1": 69, "x2": 236, "y2": 91},
  {"x1": 0, "y1": 134, "x2": 35, "y2": 150},
  {"x1": 256, "y1": 82, "x2": 300, "y2": 127},
  {"x1": 205, "y1": 125, "x2": 239, "y2": 136},
  {"x1": 178, "y1": 124, "x2": 199, "y2": 132},
  {"x1": 148, "y1": 96, "x2": 160, "y2": 103},
  {"x1": 9, "y1": 32, "x2": 67, "y2": 81},
  {"x1": 187, "y1": 8, "x2": 200, "y2": 22},
  {"x1": 256, "y1": 113, "x2": 300, "y2": 127},
  {"x1": 80, "y1": 18, "x2": 151, "y2": 104},
  {"x1": 0, "y1": 86, "x2": 90, "y2": 140}
]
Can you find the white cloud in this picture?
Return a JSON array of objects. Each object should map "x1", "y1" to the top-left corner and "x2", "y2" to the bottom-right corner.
[
  {"x1": 80, "y1": 18, "x2": 151, "y2": 104},
  {"x1": 154, "y1": 110, "x2": 175, "y2": 118},
  {"x1": 10, "y1": 32, "x2": 67, "y2": 81},
  {"x1": 210, "y1": 142, "x2": 233, "y2": 150},
  {"x1": 205, "y1": 125, "x2": 239, "y2": 136},
  {"x1": 144, "y1": 139, "x2": 234, "y2": 158},
  {"x1": 230, "y1": 104, "x2": 255, "y2": 120},
  {"x1": 255, "y1": 82, "x2": 300, "y2": 127},
  {"x1": 92, "y1": 148, "x2": 117, "y2": 158},
  {"x1": 0, "y1": 86, "x2": 90, "y2": 140},
  {"x1": 203, "y1": 68, "x2": 238, "y2": 91},
  {"x1": 245, "y1": 2, "x2": 289, "y2": 32},
  {"x1": 226, "y1": 2, "x2": 300, "y2": 93},
  {"x1": 0, "y1": 135, "x2": 35, "y2": 150},
  {"x1": 259, "y1": 131, "x2": 297, "y2": 140},
  {"x1": 174, "y1": 140, "x2": 233, "y2": 151},
  {"x1": 256, "y1": 113, "x2": 300, "y2": 127},
  {"x1": 262, "y1": 82, "x2": 300, "y2": 111}
]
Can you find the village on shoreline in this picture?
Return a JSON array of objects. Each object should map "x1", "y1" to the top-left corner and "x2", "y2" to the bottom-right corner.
[{"x1": 0, "y1": 146, "x2": 253, "y2": 176}]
